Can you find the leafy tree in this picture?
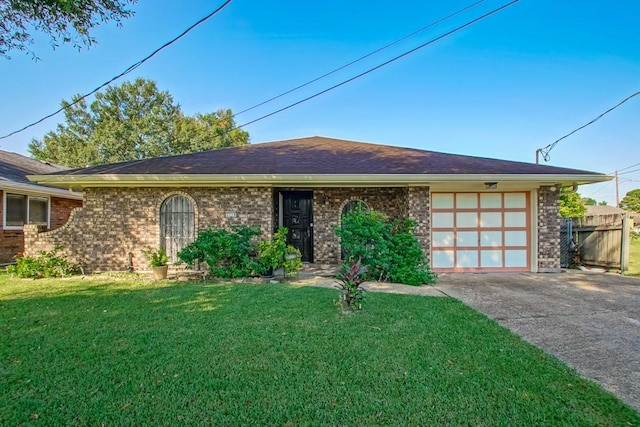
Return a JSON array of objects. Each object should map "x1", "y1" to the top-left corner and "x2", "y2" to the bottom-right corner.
[
  {"x1": 559, "y1": 190, "x2": 586, "y2": 218},
  {"x1": 598, "y1": 200, "x2": 608, "y2": 206},
  {"x1": 620, "y1": 189, "x2": 640, "y2": 212},
  {"x1": 29, "y1": 78, "x2": 249, "y2": 167},
  {"x1": 581, "y1": 197, "x2": 597, "y2": 206},
  {"x1": 1, "y1": 0, "x2": 137, "y2": 59},
  {"x1": 173, "y1": 110, "x2": 250, "y2": 153}
]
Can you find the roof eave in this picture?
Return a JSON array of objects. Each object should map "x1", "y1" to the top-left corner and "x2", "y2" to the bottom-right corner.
[
  {"x1": 28, "y1": 173, "x2": 612, "y2": 189},
  {"x1": 1, "y1": 180, "x2": 84, "y2": 199}
]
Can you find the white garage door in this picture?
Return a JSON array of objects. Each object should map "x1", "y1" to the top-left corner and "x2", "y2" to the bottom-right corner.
[{"x1": 431, "y1": 192, "x2": 530, "y2": 272}]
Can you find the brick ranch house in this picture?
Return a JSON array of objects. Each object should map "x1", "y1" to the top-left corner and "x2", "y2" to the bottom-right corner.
[
  {"x1": 26, "y1": 137, "x2": 609, "y2": 273},
  {"x1": 1, "y1": 150, "x2": 83, "y2": 264}
]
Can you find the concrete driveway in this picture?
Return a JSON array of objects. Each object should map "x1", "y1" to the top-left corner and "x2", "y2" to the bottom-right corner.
[{"x1": 435, "y1": 272, "x2": 640, "y2": 412}]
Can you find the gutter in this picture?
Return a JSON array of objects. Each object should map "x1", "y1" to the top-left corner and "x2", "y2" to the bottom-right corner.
[
  {"x1": 28, "y1": 173, "x2": 612, "y2": 189},
  {"x1": 1, "y1": 180, "x2": 84, "y2": 200}
]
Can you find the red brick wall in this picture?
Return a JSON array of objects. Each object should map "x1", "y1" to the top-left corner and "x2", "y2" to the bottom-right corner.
[
  {"x1": 25, "y1": 187, "x2": 273, "y2": 272},
  {"x1": 0, "y1": 190, "x2": 23, "y2": 263},
  {"x1": 0, "y1": 190, "x2": 83, "y2": 264},
  {"x1": 50, "y1": 197, "x2": 83, "y2": 229}
]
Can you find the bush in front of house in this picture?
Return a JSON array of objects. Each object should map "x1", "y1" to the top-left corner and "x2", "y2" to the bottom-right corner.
[
  {"x1": 335, "y1": 210, "x2": 437, "y2": 286},
  {"x1": 8, "y1": 247, "x2": 80, "y2": 278},
  {"x1": 178, "y1": 226, "x2": 261, "y2": 278},
  {"x1": 388, "y1": 218, "x2": 438, "y2": 285}
]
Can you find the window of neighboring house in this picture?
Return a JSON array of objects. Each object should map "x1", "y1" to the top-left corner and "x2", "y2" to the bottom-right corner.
[
  {"x1": 3, "y1": 193, "x2": 50, "y2": 229},
  {"x1": 160, "y1": 195, "x2": 196, "y2": 263}
]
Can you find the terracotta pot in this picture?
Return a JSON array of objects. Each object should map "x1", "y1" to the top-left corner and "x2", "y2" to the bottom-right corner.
[{"x1": 152, "y1": 265, "x2": 168, "y2": 280}]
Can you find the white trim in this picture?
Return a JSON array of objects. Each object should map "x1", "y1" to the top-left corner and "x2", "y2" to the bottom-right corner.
[
  {"x1": 530, "y1": 189, "x2": 538, "y2": 272},
  {"x1": 1, "y1": 181, "x2": 83, "y2": 200},
  {"x1": 2, "y1": 192, "x2": 51, "y2": 231},
  {"x1": 28, "y1": 173, "x2": 612, "y2": 189}
]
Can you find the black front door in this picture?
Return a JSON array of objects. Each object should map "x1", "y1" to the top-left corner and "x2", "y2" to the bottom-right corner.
[{"x1": 282, "y1": 191, "x2": 313, "y2": 262}]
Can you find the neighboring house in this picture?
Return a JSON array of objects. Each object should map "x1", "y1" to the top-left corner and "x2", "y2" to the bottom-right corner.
[
  {"x1": 0, "y1": 150, "x2": 83, "y2": 264},
  {"x1": 26, "y1": 137, "x2": 609, "y2": 273},
  {"x1": 585, "y1": 205, "x2": 630, "y2": 216}
]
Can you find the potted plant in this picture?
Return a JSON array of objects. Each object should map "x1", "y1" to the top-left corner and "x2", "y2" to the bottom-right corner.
[
  {"x1": 143, "y1": 247, "x2": 169, "y2": 280},
  {"x1": 257, "y1": 227, "x2": 288, "y2": 277}
]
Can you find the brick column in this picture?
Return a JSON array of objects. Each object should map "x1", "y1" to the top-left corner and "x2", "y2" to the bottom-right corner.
[
  {"x1": 537, "y1": 186, "x2": 561, "y2": 272},
  {"x1": 408, "y1": 186, "x2": 430, "y2": 260}
]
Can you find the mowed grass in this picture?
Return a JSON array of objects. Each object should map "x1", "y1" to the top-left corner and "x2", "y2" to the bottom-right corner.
[{"x1": 1, "y1": 277, "x2": 638, "y2": 425}]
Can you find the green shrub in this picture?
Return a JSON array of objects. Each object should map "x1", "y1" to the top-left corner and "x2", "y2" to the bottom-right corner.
[
  {"x1": 178, "y1": 226, "x2": 261, "y2": 278},
  {"x1": 388, "y1": 219, "x2": 438, "y2": 285},
  {"x1": 336, "y1": 210, "x2": 391, "y2": 280},
  {"x1": 8, "y1": 247, "x2": 79, "y2": 279},
  {"x1": 336, "y1": 210, "x2": 437, "y2": 285}
]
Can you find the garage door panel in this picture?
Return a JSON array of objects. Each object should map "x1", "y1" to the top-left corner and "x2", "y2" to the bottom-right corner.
[
  {"x1": 505, "y1": 212, "x2": 526, "y2": 227},
  {"x1": 505, "y1": 193, "x2": 527, "y2": 208},
  {"x1": 456, "y1": 250, "x2": 478, "y2": 268},
  {"x1": 456, "y1": 212, "x2": 478, "y2": 227},
  {"x1": 481, "y1": 231, "x2": 502, "y2": 247},
  {"x1": 432, "y1": 231, "x2": 454, "y2": 247},
  {"x1": 480, "y1": 212, "x2": 501, "y2": 228},
  {"x1": 433, "y1": 212, "x2": 453, "y2": 228},
  {"x1": 433, "y1": 250, "x2": 454, "y2": 268},
  {"x1": 456, "y1": 193, "x2": 478, "y2": 208},
  {"x1": 480, "y1": 193, "x2": 501, "y2": 208},
  {"x1": 505, "y1": 250, "x2": 528, "y2": 267},
  {"x1": 481, "y1": 250, "x2": 503, "y2": 268},
  {"x1": 457, "y1": 231, "x2": 478, "y2": 247},
  {"x1": 505, "y1": 231, "x2": 527, "y2": 246},
  {"x1": 431, "y1": 192, "x2": 530, "y2": 272},
  {"x1": 432, "y1": 193, "x2": 454, "y2": 209}
]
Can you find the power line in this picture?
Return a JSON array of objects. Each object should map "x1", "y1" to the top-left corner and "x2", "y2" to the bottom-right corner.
[
  {"x1": 584, "y1": 180, "x2": 614, "y2": 197},
  {"x1": 235, "y1": 0, "x2": 487, "y2": 116},
  {"x1": 616, "y1": 161, "x2": 640, "y2": 173},
  {"x1": 537, "y1": 90, "x2": 640, "y2": 162},
  {"x1": 619, "y1": 167, "x2": 640, "y2": 176},
  {"x1": 238, "y1": 0, "x2": 519, "y2": 129},
  {"x1": 0, "y1": 0, "x2": 233, "y2": 141}
]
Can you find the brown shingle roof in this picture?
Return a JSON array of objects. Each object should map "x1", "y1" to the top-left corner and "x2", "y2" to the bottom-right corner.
[
  {"x1": 0, "y1": 150, "x2": 67, "y2": 185},
  {"x1": 48, "y1": 136, "x2": 603, "y2": 177}
]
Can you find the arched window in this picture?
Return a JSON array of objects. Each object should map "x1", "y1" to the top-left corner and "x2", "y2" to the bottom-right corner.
[
  {"x1": 160, "y1": 195, "x2": 195, "y2": 263},
  {"x1": 341, "y1": 199, "x2": 369, "y2": 259}
]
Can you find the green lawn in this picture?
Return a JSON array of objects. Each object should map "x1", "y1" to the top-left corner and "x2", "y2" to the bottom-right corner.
[
  {"x1": 1, "y1": 277, "x2": 638, "y2": 425},
  {"x1": 628, "y1": 235, "x2": 640, "y2": 276}
]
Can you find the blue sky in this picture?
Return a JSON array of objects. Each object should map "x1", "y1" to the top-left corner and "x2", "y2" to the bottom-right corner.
[{"x1": 1, "y1": 0, "x2": 638, "y2": 205}]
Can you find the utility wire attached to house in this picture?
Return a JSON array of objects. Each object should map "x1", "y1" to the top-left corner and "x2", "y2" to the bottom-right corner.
[
  {"x1": 234, "y1": 0, "x2": 487, "y2": 116},
  {"x1": 536, "y1": 90, "x2": 640, "y2": 163},
  {"x1": 0, "y1": 0, "x2": 233, "y2": 141},
  {"x1": 619, "y1": 167, "x2": 640, "y2": 176},
  {"x1": 237, "y1": 0, "x2": 520, "y2": 129},
  {"x1": 615, "y1": 161, "x2": 640, "y2": 175}
]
